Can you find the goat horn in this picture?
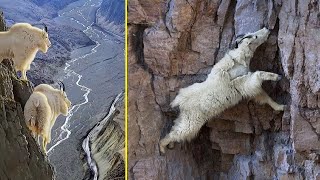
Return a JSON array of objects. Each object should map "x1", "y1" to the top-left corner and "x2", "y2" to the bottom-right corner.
[
  {"x1": 42, "y1": 23, "x2": 48, "y2": 32},
  {"x1": 31, "y1": 23, "x2": 48, "y2": 32},
  {"x1": 58, "y1": 81, "x2": 65, "y2": 91}
]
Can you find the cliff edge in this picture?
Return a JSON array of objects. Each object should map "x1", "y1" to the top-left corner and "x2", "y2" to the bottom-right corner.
[{"x1": 0, "y1": 11, "x2": 54, "y2": 180}]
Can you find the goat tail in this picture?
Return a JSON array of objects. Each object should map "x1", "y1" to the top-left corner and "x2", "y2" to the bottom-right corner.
[
  {"x1": 24, "y1": 92, "x2": 47, "y2": 130},
  {"x1": 24, "y1": 99, "x2": 38, "y2": 129}
]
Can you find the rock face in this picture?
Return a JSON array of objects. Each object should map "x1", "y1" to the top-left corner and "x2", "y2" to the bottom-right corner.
[
  {"x1": 128, "y1": 0, "x2": 320, "y2": 179},
  {"x1": 83, "y1": 93, "x2": 125, "y2": 180},
  {"x1": 0, "y1": 13, "x2": 54, "y2": 180}
]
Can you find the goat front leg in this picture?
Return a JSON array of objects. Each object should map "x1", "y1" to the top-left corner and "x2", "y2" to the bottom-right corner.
[
  {"x1": 252, "y1": 90, "x2": 284, "y2": 111},
  {"x1": 248, "y1": 71, "x2": 282, "y2": 82},
  {"x1": 21, "y1": 69, "x2": 28, "y2": 81},
  {"x1": 42, "y1": 136, "x2": 48, "y2": 154},
  {"x1": 233, "y1": 71, "x2": 282, "y2": 98}
]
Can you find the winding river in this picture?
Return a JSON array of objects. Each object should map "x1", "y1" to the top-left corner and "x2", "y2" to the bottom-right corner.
[{"x1": 46, "y1": 0, "x2": 124, "y2": 179}]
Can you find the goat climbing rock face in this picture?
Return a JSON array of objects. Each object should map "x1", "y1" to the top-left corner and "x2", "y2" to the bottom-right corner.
[
  {"x1": 24, "y1": 82, "x2": 72, "y2": 153},
  {"x1": 159, "y1": 28, "x2": 285, "y2": 154},
  {"x1": 0, "y1": 23, "x2": 51, "y2": 80}
]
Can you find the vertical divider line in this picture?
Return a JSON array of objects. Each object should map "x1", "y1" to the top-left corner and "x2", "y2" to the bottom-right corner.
[{"x1": 125, "y1": 0, "x2": 129, "y2": 179}]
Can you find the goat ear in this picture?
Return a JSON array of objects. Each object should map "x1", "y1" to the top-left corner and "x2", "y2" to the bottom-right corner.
[
  {"x1": 42, "y1": 23, "x2": 48, "y2": 32},
  {"x1": 230, "y1": 42, "x2": 238, "y2": 49},
  {"x1": 235, "y1": 34, "x2": 244, "y2": 43},
  {"x1": 232, "y1": 34, "x2": 244, "y2": 49}
]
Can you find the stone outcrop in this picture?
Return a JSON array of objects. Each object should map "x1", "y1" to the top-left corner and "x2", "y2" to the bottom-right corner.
[
  {"x1": 128, "y1": 0, "x2": 320, "y2": 179},
  {"x1": 0, "y1": 11, "x2": 54, "y2": 180}
]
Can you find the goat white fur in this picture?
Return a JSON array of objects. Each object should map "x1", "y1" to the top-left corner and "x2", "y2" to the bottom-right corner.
[
  {"x1": 24, "y1": 83, "x2": 71, "y2": 153},
  {"x1": 160, "y1": 28, "x2": 285, "y2": 153},
  {"x1": 0, "y1": 23, "x2": 51, "y2": 80}
]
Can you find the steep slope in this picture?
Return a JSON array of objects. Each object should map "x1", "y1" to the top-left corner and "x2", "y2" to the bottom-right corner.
[
  {"x1": 1, "y1": 0, "x2": 79, "y2": 20},
  {"x1": 96, "y1": 0, "x2": 125, "y2": 35},
  {"x1": 0, "y1": 12, "x2": 54, "y2": 180},
  {"x1": 128, "y1": 0, "x2": 319, "y2": 179},
  {"x1": 83, "y1": 93, "x2": 125, "y2": 180}
]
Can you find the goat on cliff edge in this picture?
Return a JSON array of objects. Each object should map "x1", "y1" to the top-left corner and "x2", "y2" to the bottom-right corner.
[
  {"x1": 160, "y1": 28, "x2": 285, "y2": 153},
  {"x1": 24, "y1": 82, "x2": 72, "y2": 153},
  {"x1": 0, "y1": 23, "x2": 51, "y2": 80}
]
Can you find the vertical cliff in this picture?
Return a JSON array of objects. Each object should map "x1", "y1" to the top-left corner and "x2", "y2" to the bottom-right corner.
[
  {"x1": 83, "y1": 93, "x2": 125, "y2": 180},
  {"x1": 0, "y1": 12, "x2": 54, "y2": 180},
  {"x1": 128, "y1": 0, "x2": 320, "y2": 179}
]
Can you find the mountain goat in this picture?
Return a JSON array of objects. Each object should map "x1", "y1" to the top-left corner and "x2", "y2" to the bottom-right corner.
[
  {"x1": 0, "y1": 23, "x2": 51, "y2": 80},
  {"x1": 159, "y1": 28, "x2": 285, "y2": 153},
  {"x1": 24, "y1": 82, "x2": 72, "y2": 153}
]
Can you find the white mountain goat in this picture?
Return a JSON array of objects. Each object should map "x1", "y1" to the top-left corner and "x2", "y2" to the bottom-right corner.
[
  {"x1": 24, "y1": 82, "x2": 72, "y2": 153},
  {"x1": 0, "y1": 23, "x2": 51, "y2": 80},
  {"x1": 159, "y1": 28, "x2": 285, "y2": 153}
]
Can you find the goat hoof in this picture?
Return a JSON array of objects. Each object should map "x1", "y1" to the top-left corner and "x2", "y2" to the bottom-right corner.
[
  {"x1": 274, "y1": 105, "x2": 285, "y2": 113},
  {"x1": 167, "y1": 142, "x2": 175, "y2": 149},
  {"x1": 159, "y1": 146, "x2": 166, "y2": 155},
  {"x1": 277, "y1": 75, "x2": 282, "y2": 81},
  {"x1": 159, "y1": 142, "x2": 166, "y2": 154}
]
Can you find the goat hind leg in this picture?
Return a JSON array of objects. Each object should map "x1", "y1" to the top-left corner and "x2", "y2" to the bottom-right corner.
[
  {"x1": 21, "y1": 70, "x2": 27, "y2": 81},
  {"x1": 159, "y1": 118, "x2": 204, "y2": 154},
  {"x1": 160, "y1": 130, "x2": 186, "y2": 154},
  {"x1": 31, "y1": 131, "x2": 37, "y2": 139},
  {"x1": 37, "y1": 135, "x2": 41, "y2": 144}
]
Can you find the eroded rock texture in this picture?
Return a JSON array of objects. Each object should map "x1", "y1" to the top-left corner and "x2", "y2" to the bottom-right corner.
[
  {"x1": 84, "y1": 93, "x2": 125, "y2": 180},
  {"x1": 0, "y1": 12, "x2": 54, "y2": 180},
  {"x1": 128, "y1": 0, "x2": 320, "y2": 179}
]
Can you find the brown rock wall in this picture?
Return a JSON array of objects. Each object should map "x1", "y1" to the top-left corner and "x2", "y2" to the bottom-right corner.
[{"x1": 129, "y1": 0, "x2": 320, "y2": 179}]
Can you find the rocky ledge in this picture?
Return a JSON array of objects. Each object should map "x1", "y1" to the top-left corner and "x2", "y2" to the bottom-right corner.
[{"x1": 0, "y1": 11, "x2": 54, "y2": 180}]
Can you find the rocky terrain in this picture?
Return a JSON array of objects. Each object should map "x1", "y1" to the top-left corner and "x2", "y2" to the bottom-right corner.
[
  {"x1": 128, "y1": 0, "x2": 320, "y2": 179},
  {"x1": 83, "y1": 92, "x2": 125, "y2": 180},
  {"x1": 0, "y1": 13, "x2": 54, "y2": 180},
  {"x1": 96, "y1": 0, "x2": 125, "y2": 36},
  {"x1": 42, "y1": 0, "x2": 124, "y2": 179}
]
